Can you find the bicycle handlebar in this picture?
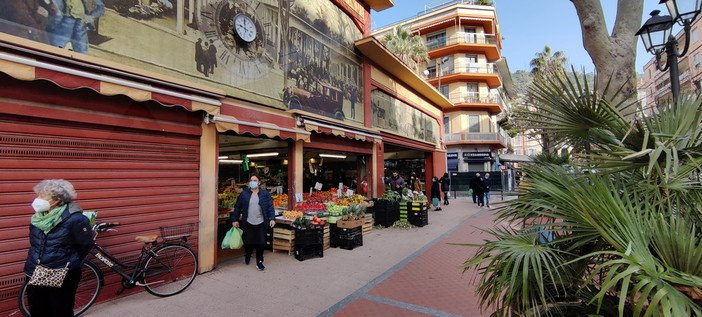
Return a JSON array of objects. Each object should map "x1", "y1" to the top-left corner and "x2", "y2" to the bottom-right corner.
[{"x1": 93, "y1": 222, "x2": 121, "y2": 232}]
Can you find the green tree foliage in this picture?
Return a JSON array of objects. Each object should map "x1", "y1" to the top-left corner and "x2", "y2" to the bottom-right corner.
[
  {"x1": 462, "y1": 71, "x2": 702, "y2": 316},
  {"x1": 380, "y1": 26, "x2": 429, "y2": 73}
]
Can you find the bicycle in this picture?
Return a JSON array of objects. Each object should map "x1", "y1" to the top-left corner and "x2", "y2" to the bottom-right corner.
[{"x1": 18, "y1": 221, "x2": 198, "y2": 316}]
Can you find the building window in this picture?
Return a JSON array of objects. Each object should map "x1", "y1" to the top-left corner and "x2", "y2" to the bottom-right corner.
[
  {"x1": 443, "y1": 116, "x2": 450, "y2": 135},
  {"x1": 695, "y1": 53, "x2": 701, "y2": 69},
  {"x1": 514, "y1": 149, "x2": 522, "y2": 155},
  {"x1": 693, "y1": 28, "x2": 699, "y2": 43},
  {"x1": 464, "y1": 26, "x2": 477, "y2": 43},
  {"x1": 426, "y1": 31, "x2": 446, "y2": 50},
  {"x1": 469, "y1": 115, "x2": 480, "y2": 133},
  {"x1": 438, "y1": 85, "x2": 449, "y2": 97},
  {"x1": 528, "y1": 149, "x2": 535, "y2": 156}
]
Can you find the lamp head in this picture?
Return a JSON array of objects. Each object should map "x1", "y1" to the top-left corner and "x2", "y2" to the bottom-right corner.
[
  {"x1": 636, "y1": 10, "x2": 674, "y2": 54},
  {"x1": 660, "y1": 0, "x2": 702, "y2": 24}
]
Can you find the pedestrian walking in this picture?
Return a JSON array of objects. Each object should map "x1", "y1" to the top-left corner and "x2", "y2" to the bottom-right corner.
[
  {"x1": 409, "y1": 171, "x2": 422, "y2": 193},
  {"x1": 230, "y1": 175, "x2": 276, "y2": 271},
  {"x1": 430, "y1": 176, "x2": 441, "y2": 211},
  {"x1": 469, "y1": 173, "x2": 486, "y2": 207},
  {"x1": 24, "y1": 179, "x2": 94, "y2": 317},
  {"x1": 483, "y1": 173, "x2": 492, "y2": 207},
  {"x1": 439, "y1": 172, "x2": 450, "y2": 205}
]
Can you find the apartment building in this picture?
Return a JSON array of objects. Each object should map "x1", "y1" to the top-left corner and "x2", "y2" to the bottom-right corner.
[
  {"x1": 641, "y1": 16, "x2": 702, "y2": 111},
  {"x1": 374, "y1": 0, "x2": 516, "y2": 172}
]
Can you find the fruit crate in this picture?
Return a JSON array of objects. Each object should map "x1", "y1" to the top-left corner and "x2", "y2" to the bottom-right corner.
[
  {"x1": 294, "y1": 244, "x2": 323, "y2": 261},
  {"x1": 323, "y1": 225, "x2": 330, "y2": 250},
  {"x1": 294, "y1": 227, "x2": 324, "y2": 246},
  {"x1": 273, "y1": 227, "x2": 295, "y2": 241},
  {"x1": 399, "y1": 202, "x2": 428, "y2": 222},
  {"x1": 272, "y1": 239, "x2": 294, "y2": 256},
  {"x1": 362, "y1": 213, "x2": 373, "y2": 235},
  {"x1": 339, "y1": 233, "x2": 363, "y2": 250},
  {"x1": 372, "y1": 199, "x2": 399, "y2": 227},
  {"x1": 409, "y1": 214, "x2": 429, "y2": 227}
]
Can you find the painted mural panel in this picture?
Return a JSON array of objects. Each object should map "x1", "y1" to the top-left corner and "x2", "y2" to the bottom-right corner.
[
  {"x1": 371, "y1": 89, "x2": 439, "y2": 145},
  {"x1": 0, "y1": 0, "x2": 364, "y2": 123}
]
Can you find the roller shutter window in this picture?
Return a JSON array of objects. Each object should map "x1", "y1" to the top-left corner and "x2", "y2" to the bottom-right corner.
[{"x1": 0, "y1": 103, "x2": 201, "y2": 314}]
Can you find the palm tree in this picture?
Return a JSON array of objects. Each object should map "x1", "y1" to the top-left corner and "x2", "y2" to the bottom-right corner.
[
  {"x1": 381, "y1": 26, "x2": 429, "y2": 73},
  {"x1": 462, "y1": 71, "x2": 702, "y2": 316},
  {"x1": 529, "y1": 46, "x2": 568, "y2": 81}
]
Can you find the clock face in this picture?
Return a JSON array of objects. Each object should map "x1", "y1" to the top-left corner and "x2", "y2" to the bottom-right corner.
[
  {"x1": 198, "y1": 0, "x2": 278, "y2": 80},
  {"x1": 234, "y1": 13, "x2": 257, "y2": 43}
]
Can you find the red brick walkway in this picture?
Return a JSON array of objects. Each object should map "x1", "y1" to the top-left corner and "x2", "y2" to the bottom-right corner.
[{"x1": 324, "y1": 208, "x2": 498, "y2": 317}]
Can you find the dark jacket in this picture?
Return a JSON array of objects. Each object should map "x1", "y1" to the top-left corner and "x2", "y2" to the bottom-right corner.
[
  {"x1": 430, "y1": 180, "x2": 441, "y2": 201},
  {"x1": 484, "y1": 177, "x2": 493, "y2": 191},
  {"x1": 24, "y1": 202, "x2": 94, "y2": 276},
  {"x1": 469, "y1": 176, "x2": 487, "y2": 195},
  {"x1": 230, "y1": 189, "x2": 276, "y2": 230},
  {"x1": 387, "y1": 176, "x2": 405, "y2": 193},
  {"x1": 440, "y1": 176, "x2": 450, "y2": 192}
]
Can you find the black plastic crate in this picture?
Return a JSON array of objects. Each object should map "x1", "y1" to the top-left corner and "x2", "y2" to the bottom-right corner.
[
  {"x1": 339, "y1": 234, "x2": 363, "y2": 250},
  {"x1": 329, "y1": 224, "x2": 362, "y2": 248},
  {"x1": 409, "y1": 215, "x2": 428, "y2": 227},
  {"x1": 294, "y1": 244, "x2": 323, "y2": 261},
  {"x1": 295, "y1": 227, "x2": 324, "y2": 245},
  {"x1": 372, "y1": 199, "x2": 399, "y2": 227}
]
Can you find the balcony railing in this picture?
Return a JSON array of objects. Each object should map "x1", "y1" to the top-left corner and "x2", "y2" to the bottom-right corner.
[
  {"x1": 445, "y1": 130, "x2": 509, "y2": 144},
  {"x1": 426, "y1": 63, "x2": 497, "y2": 78},
  {"x1": 448, "y1": 92, "x2": 501, "y2": 104},
  {"x1": 426, "y1": 33, "x2": 497, "y2": 50}
]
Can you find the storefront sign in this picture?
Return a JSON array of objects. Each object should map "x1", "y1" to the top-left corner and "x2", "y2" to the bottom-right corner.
[
  {"x1": 0, "y1": 0, "x2": 364, "y2": 123},
  {"x1": 446, "y1": 153, "x2": 458, "y2": 159},
  {"x1": 463, "y1": 152, "x2": 492, "y2": 158}
]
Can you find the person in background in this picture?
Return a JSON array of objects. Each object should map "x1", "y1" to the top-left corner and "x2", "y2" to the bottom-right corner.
[
  {"x1": 387, "y1": 171, "x2": 405, "y2": 194},
  {"x1": 231, "y1": 175, "x2": 276, "y2": 271},
  {"x1": 469, "y1": 173, "x2": 487, "y2": 207},
  {"x1": 409, "y1": 171, "x2": 422, "y2": 193},
  {"x1": 430, "y1": 176, "x2": 442, "y2": 211},
  {"x1": 439, "y1": 172, "x2": 450, "y2": 205},
  {"x1": 359, "y1": 177, "x2": 368, "y2": 197},
  {"x1": 24, "y1": 179, "x2": 94, "y2": 317},
  {"x1": 483, "y1": 173, "x2": 493, "y2": 208}
]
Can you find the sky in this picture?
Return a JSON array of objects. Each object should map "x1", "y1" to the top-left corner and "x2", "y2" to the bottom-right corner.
[{"x1": 371, "y1": 0, "x2": 664, "y2": 73}]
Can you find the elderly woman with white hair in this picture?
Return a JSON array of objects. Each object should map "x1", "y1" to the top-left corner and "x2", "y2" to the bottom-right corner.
[{"x1": 24, "y1": 179, "x2": 94, "y2": 317}]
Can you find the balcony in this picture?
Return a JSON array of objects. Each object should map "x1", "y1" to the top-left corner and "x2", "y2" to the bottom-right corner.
[
  {"x1": 444, "y1": 130, "x2": 509, "y2": 148},
  {"x1": 425, "y1": 63, "x2": 501, "y2": 87},
  {"x1": 426, "y1": 33, "x2": 500, "y2": 60},
  {"x1": 447, "y1": 92, "x2": 503, "y2": 113}
]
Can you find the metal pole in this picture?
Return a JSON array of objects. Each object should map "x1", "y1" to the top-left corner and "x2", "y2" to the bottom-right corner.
[{"x1": 667, "y1": 35, "x2": 681, "y2": 104}]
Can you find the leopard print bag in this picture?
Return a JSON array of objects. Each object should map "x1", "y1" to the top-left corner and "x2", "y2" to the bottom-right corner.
[{"x1": 28, "y1": 261, "x2": 69, "y2": 288}]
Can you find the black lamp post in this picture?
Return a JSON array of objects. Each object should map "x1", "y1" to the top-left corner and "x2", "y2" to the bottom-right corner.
[{"x1": 636, "y1": 0, "x2": 702, "y2": 104}]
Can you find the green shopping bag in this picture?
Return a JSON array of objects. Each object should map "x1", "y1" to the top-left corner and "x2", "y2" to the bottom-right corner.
[
  {"x1": 221, "y1": 227, "x2": 244, "y2": 249},
  {"x1": 468, "y1": 188, "x2": 473, "y2": 196}
]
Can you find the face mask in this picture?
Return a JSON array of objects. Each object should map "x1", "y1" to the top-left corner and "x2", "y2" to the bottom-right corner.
[
  {"x1": 249, "y1": 181, "x2": 259, "y2": 189},
  {"x1": 32, "y1": 198, "x2": 51, "y2": 213}
]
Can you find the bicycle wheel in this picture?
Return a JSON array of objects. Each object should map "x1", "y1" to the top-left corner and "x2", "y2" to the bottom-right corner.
[
  {"x1": 142, "y1": 244, "x2": 197, "y2": 297},
  {"x1": 18, "y1": 260, "x2": 102, "y2": 316}
]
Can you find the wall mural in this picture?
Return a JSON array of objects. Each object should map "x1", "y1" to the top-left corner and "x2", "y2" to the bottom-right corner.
[
  {"x1": 0, "y1": 0, "x2": 364, "y2": 123},
  {"x1": 371, "y1": 89, "x2": 439, "y2": 145}
]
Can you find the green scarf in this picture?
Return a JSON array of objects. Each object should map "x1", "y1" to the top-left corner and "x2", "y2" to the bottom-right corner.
[{"x1": 31, "y1": 205, "x2": 66, "y2": 234}]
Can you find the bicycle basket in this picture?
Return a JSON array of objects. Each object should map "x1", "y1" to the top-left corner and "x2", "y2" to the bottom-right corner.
[{"x1": 160, "y1": 224, "x2": 193, "y2": 241}]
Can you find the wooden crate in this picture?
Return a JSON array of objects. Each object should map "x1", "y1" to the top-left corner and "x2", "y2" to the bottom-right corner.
[
  {"x1": 272, "y1": 238, "x2": 294, "y2": 256},
  {"x1": 362, "y1": 213, "x2": 373, "y2": 235},
  {"x1": 323, "y1": 225, "x2": 330, "y2": 250},
  {"x1": 273, "y1": 227, "x2": 295, "y2": 241}
]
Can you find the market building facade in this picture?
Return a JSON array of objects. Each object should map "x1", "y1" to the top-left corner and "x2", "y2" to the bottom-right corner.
[{"x1": 0, "y1": 0, "x2": 455, "y2": 313}]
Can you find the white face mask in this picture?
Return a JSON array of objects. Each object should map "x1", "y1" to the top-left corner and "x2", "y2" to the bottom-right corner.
[{"x1": 32, "y1": 198, "x2": 51, "y2": 213}]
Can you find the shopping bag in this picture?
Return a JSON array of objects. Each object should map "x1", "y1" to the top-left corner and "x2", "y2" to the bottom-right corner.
[
  {"x1": 468, "y1": 188, "x2": 473, "y2": 196},
  {"x1": 432, "y1": 197, "x2": 440, "y2": 207},
  {"x1": 229, "y1": 227, "x2": 243, "y2": 249},
  {"x1": 221, "y1": 228, "x2": 233, "y2": 249}
]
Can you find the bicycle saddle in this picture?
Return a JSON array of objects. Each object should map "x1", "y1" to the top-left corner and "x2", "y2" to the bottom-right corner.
[{"x1": 135, "y1": 235, "x2": 158, "y2": 243}]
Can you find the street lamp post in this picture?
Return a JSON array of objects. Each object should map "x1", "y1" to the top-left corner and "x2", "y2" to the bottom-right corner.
[{"x1": 636, "y1": 0, "x2": 702, "y2": 105}]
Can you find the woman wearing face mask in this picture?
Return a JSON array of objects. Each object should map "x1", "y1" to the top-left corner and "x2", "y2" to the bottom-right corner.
[
  {"x1": 230, "y1": 175, "x2": 276, "y2": 271},
  {"x1": 24, "y1": 179, "x2": 94, "y2": 317}
]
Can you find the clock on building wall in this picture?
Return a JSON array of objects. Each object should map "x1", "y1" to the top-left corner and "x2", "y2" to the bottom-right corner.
[{"x1": 198, "y1": 0, "x2": 278, "y2": 80}]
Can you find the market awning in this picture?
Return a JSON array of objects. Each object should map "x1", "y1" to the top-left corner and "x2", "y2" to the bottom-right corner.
[
  {"x1": 298, "y1": 116, "x2": 382, "y2": 143},
  {"x1": 210, "y1": 103, "x2": 311, "y2": 142},
  {"x1": 0, "y1": 52, "x2": 222, "y2": 115}
]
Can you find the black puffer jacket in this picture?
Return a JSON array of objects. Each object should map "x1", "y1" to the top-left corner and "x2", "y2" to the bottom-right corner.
[{"x1": 24, "y1": 202, "x2": 94, "y2": 275}]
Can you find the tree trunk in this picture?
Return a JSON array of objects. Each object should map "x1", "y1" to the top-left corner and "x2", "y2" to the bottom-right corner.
[{"x1": 571, "y1": 0, "x2": 643, "y2": 116}]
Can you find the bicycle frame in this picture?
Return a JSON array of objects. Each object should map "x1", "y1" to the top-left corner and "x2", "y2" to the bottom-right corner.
[{"x1": 89, "y1": 241, "x2": 160, "y2": 288}]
